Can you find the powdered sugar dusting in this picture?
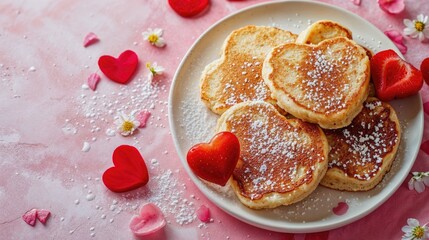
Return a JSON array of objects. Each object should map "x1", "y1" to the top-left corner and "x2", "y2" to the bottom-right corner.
[
  {"x1": 300, "y1": 46, "x2": 359, "y2": 113},
  {"x1": 223, "y1": 58, "x2": 269, "y2": 107},
  {"x1": 223, "y1": 102, "x2": 326, "y2": 200},
  {"x1": 326, "y1": 99, "x2": 400, "y2": 180}
]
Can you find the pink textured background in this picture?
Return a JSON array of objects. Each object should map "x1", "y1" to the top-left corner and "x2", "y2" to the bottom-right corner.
[{"x1": 0, "y1": 0, "x2": 428, "y2": 239}]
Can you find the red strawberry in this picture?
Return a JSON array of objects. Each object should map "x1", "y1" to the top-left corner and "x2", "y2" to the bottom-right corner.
[
  {"x1": 421, "y1": 57, "x2": 429, "y2": 85},
  {"x1": 371, "y1": 49, "x2": 423, "y2": 101},
  {"x1": 168, "y1": 0, "x2": 210, "y2": 18},
  {"x1": 186, "y1": 132, "x2": 240, "y2": 186}
]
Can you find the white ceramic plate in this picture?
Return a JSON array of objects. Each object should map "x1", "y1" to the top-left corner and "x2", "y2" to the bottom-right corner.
[{"x1": 168, "y1": 0, "x2": 423, "y2": 233}]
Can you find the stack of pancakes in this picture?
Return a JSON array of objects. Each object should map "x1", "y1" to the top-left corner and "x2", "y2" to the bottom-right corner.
[{"x1": 199, "y1": 21, "x2": 401, "y2": 209}]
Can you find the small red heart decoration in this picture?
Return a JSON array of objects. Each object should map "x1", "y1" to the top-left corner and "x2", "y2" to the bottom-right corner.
[
  {"x1": 102, "y1": 145, "x2": 149, "y2": 192},
  {"x1": 186, "y1": 132, "x2": 240, "y2": 186},
  {"x1": 129, "y1": 203, "x2": 166, "y2": 237},
  {"x1": 98, "y1": 50, "x2": 138, "y2": 84}
]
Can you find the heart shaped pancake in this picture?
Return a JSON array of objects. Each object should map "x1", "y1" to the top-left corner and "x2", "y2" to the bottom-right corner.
[
  {"x1": 262, "y1": 37, "x2": 370, "y2": 129},
  {"x1": 217, "y1": 101, "x2": 329, "y2": 209}
]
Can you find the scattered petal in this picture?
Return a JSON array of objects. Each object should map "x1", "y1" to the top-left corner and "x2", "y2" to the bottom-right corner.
[
  {"x1": 136, "y1": 110, "x2": 151, "y2": 128},
  {"x1": 36, "y1": 209, "x2": 51, "y2": 224},
  {"x1": 408, "y1": 177, "x2": 415, "y2": 190},
  {"x1": 129, "y1": 203, "x2": 166, "y2": 237},
  {"x1": 384, "y1": 30, "x2": 407, "y2": 54},
  {"x1": 87, "y1": 73, "x2": 101, "y2": 91},
  {"x1": 22, "y1": 209, "x2": 37, "y2": 226},
  {"x1": 350, "y1": 0, "x2": 361, "y2": 6},
  {"x1": 414, "y1": 180, "x2": 426, "y2": 193},
  {"x1": 333, "y1": 202, "x2": 349, "y2": 216},
  {"x1": 378, "y1": 0, "x2": 405, "y2": 14},
  {"x1": 83, "y1": 32, "x2": 99, "y2": 47},
  {"x1": 196, "y1": 205, "x2": 211, "y2": 223}
]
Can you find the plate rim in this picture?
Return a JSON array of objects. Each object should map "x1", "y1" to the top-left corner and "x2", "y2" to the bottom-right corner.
[{"x1": 168, "y1": 0, "x2": 424, "y2": 233}]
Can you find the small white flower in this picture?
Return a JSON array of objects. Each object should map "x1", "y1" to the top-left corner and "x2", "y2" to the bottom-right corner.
[
  {"x1": 403, "y1": 14, "x2": 429, "y2": 42},
  {"x1": 408, "y1": 171, "x2": 429, "y2": 193},
  {"x1": 114, "y1": 111, "x2": 140, "y2": 136},
  {"x1": 402, "y1": 218, "x2": 429, "y2": 240},
  {"x1": 142, "y1": 28, "x2": 165, "y2": 47},
  {"x1": 146, "y1": 62, "x2": 165, "y2": 81}
]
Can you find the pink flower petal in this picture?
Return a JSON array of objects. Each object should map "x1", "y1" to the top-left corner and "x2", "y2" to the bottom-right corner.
[
  {"x1": 332, "y1": 202, "x2": 349, "y2": 216},
  {"x1": 22, "y1": 209, "x2": 37, "y2": 226},
  {"x1": 87, "y1": 73, "x2": 101, "y2": 91},
  {"x1": 136, "y1": 110, "x2": 151, "y2": 128},
  {"x1": 83, "y1": 32, "x2": 99, "y2": 47},
  {"x1": 414, "y1": 181, "x2": 425, "y2": 193},
  {"x1": 36, "y1": 209, "x2": 51, "y2": 224},
  {"x1": 423, "y1": 102, "x2": 429, "y2": 115},
  {"x1": 129, "y1": 203, "x2": 166, "y2": 237},
  {"x1": 196, "y1": 205, "x2": 211, "y2": 223},
  {"x1": 350, "y1": 0, "x2": 361, "y2": 6},
  {"x1": 384, "y1": 30, "x2": 407, "y2": 54},
  {"x1": 421, "y1": 140, "x2": 429, "y2": 155},
  {"x1": 378, "y1": 0, "x2": 404, "y2": 14}
]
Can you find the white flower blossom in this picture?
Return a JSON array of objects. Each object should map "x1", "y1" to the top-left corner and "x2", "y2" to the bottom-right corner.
[
  {"x1": 408, "y1": 171, "x2": 429, "y2": 193},
  {"x1": 403, "y1": 14, "x2": 429, "y2": 42},
  {"x1": 142, "y1": 28, "x2": 166, "y2": 47},
  {"x1": 114, "y1": 111, "x2": 140, "y2": 136},
  {"x1": 402, "y1": 218, "x2": 429, "y2": 240},
  {"x1": 146, "y1": 62, "x2": 165, "y2": 81}
]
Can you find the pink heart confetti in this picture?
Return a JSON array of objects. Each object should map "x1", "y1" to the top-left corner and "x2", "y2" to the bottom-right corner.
[
  {"x1": 423, "y1": 102, "x2": 429, "y2": 115},
  {"x1": 129, "y1": 203, "x2": 166, "y2": 237},
  {"x1": 421, "y1": 140, "x2": 429, "y2": 155},
  {"x1": 350, "y1": 0, "x2": 361, "y2": 6},
  {"x1": 136, "y1": 110, "x2": 151, "y2": 128},
  {"x1": 36, "y1": 209, "x2": 51, "y2": 224},
  {"x1": 22, "y1": 209, "x2": 37, "y2": 226},
  {"x1": 87, "y1": 73, "x2": 101, "y2": 91},
  {"x1": 384, "y1": 30, "x2": 407, "y2": 54},
  {"x1": 196, "y1": 205, "x2": 211, "y2": 223},
  {"x1": 333, "y1": 202, "x2": 349, "y2": 216},
  {"x1": 83, "y1": 32, "x2": 99, "y2": 47}
]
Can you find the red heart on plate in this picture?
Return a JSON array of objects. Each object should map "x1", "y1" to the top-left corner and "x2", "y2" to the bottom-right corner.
[
  {"x1": 98, "y1": 50, "x2": 138, "y2": 84},
  {"x1": 102, "y1": 145, "x2": 149, "y2": 192},
  {"x1": 186, "y1": 132, "x2": 240, "y2": 186}
]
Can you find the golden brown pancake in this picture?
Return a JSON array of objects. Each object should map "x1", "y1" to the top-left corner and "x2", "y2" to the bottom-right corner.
[
  {"x1": 216, "y1": 101, "x2": 329, "y2": 209},
  {"x1": 320, "y1": 97, "x2": 401, "y2": 191},
  {"x1": 200, "y1": 25, "x2": 297, "y2": 115}
]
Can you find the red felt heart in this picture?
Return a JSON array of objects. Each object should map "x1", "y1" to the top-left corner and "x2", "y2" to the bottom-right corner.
[
  {"x1": 98, "y1": 50, "x2": 138, "y2": 84},
  {"x1": 186, "y1": 132, "x2": 240, "y2": 186},
  {"x1": 102, "y1": 145, "x2": 149, "y2": 192},
  {"x1": 168, "y1": 0, "x2": 210, "y2": 18}
]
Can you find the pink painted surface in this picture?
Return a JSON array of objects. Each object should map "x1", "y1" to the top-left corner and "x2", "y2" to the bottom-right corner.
[{"x1": 0, "y1": 0, "x2": 428, "y2": 239}]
